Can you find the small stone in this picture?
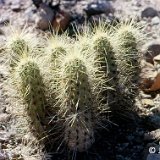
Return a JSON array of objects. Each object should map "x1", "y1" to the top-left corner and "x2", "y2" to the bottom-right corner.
[
  {"x1": 142, "y1": 99, "x2": 154, "y2": 107},
  {"x1": 141, "y1": 7, "x2": 158, "y2": 18},
  {"x1": 0, "y1": 151, "x2": 6, "y2": 160},
  {"x1": 148, "y1": 115, "x2": 160, "y2": 128},
  {"x1": 84, "y1": 0, "x2": 114, "y2": 16},
  {"x1": 11, "y1": 4, "x2": 21, "y2": 11},
  {"x1": 142, "y1": 40, "x2": 160, "y2": 64},
  {"x1": 144, "y1": 129, "x2": 160, "y2": 141},
  {"x1": 52, "y1": 10, "x2": 71, "y2": 33},
  {"x1": 32, "y1": 0, "x2": 42, "y2": 8},
  {"x1": 35, "y1": 3, "x2": 54, "y2": 30},
  {"x1": 151, "y1": 16, "x2": 160, "y2": 25},
  {"x1": 140, "y1": 92, "x2": 152, "y2": 99},
  {"x1": 25, "y1": 7, "x2": 37, "y2": 23},
  {"x1": 0, "y1": 131, "x2": 11, "y2": 143},
  {"x1": 151, "y1": 107, "x2": 160, "y2": 116},
  {"x1": 0, "y1": 17, "x2": 9, "y2": 25},
  {"x1": 147, "y1": 154, "x2": 160, "y2": 160},
  {"x1": 11, "y1": 0, "x2": 21, "y2": 12},
  {"x1": 0, "y1": 114, "x2": 10, "y2": 123},
  {"x1": 0, "y1": 0, "x2": 4, "y2": 4}
]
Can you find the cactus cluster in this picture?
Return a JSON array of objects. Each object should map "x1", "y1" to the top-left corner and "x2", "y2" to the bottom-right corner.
[{"x1": 6, "y1": 20, "x2": 144, "y2": 153}]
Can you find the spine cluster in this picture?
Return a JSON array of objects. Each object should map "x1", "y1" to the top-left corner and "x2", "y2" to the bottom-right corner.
[{"x1": 6, "y1": 21, "x2": 143, "y2": 152}]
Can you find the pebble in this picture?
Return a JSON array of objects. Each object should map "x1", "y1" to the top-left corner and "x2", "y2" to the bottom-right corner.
[
  {"x1": 151, "y1": 16, "x2": 160, "y2": 25},
  {"x1": 144, "y1": 129, "x2": 160, "y2": 141},
  {"x1": 148, "y1": 115, "x2": 160, "y2": 128},
  {"x1": 35, "y1": 3, "x2": 54, "y2": 30},
  {"x1": 147, "y1": 154, "x2": 160, "y2": 160},
  {"x1": 84, "y1": 0, "x2": 114, "y2": 16},
  {"x1": 11, "y1": 4, "x2": 21, "y2": 11},
  {"x1": 0, "y1": 151, "x2": 6, "y2": 160},
  {"x1": 11, "y1": 0, "x2": 21, "y2": 12},
  {"x1": 142, "y1": 99, "x2": 154, "y2": 107},
  {"x1": 141, "y1": 7, "x2": 158, "y2": 18},
  {"x1": 0, "y1": 113, "x2": 10, "y2": 123},
  {"x1": 0, "y1": 131, "x2": 11, "y2": 143},
  {"x1": 142, "y1": 40, "x2": 160, "y2": 64},
  {"x1": 0, "y1": 16, "x2": 9, "y2": 25}
]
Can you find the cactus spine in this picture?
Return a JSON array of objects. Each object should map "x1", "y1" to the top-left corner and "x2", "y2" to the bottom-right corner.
[
  {"x1": 14, "y1": 56, "x2": 45, "y2": 135},
  {"x1": 113, "y1": 22, "x2": 141, "y2": 95},
  {"x1": 92, "y1": 26, "x2": 117, "y2": 109},
  {"x1": 6, "y1": 26, "x2": 38, "y2": 69},
  {"x1": 54, "y1": 50, "x2": 96, "y2": 152}
]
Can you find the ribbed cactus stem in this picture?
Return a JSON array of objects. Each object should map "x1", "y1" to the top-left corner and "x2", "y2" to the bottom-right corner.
[
  {"x1": 15, "y1": 58, "x2": 45, "y2": 134},
  {"x1": 50, "y1": 47, "x2": 67, "y2": 68},
  {"x1": 10, "y1": 39, "x2": 29, "y2": 68},
  {"x1": 58, "y1": 58, "x2": 95, "y2": 152},
  {"x1": 92, "y1": 33, "x2": 118, "y2": 107},
  {"x1": 93, "y1": 35, "x2": 116, "y2": 78},
  {"x1": 11, "y1": 39, "x2": 28, "y2": 55},
  {"x1": 116, "y1": 29, "x2": 139, "y2": 94}
]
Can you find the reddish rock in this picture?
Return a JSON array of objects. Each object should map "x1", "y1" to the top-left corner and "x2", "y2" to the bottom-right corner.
[{"x1": 52, "y1": 10, "x2": 71, "y2": 33}]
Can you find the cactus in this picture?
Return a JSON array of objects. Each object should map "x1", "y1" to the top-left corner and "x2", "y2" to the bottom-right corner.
[
  {"x1": 109, "y1": 20, "x2": 144, "y2": 112},
  {"x1": 112, "y1": 21, "x2": 142, "y2": 95},
  {"x1": 92, "y1": 27, "x2": 115, "y2": 77},
  {"x1": 46, "y1": 34, "x2": 70, "y2": 66},
  {"x1": 53, "y1": 48, "x2": 99, "y2": 152},
  {"x1": 6, "y1": 25, "x2": 39, "y2": 69},
  {"x1": 14, "y1": 56, "x2": 45, "y2": 135},
  {"x1": 91, "y1": 25, "x2": 117, "y2": 109}
]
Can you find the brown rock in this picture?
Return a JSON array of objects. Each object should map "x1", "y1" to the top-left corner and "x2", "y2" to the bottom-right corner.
[
  {"x1": 35, "y1": 3, "x2": 54, "y2": 30},
  {"x1": 52, "y1": 10, "x2": 71, "y2": 33},
  {"x1": 139, "y1": 60, "x2": 157, "y2": 91},
  {"x1": 147, "y1": 73, "x2": 160, "y2": 92},
  {"x1": 142, "y1": 40, "x2": 160, "y2": 64}
]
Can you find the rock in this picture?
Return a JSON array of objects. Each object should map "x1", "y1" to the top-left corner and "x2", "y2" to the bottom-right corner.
[
  {"x1": 151, "y1": 107, "x2": 160, "y2": 116},
  {"x1": 32, "y1": 0, "x2": 42, "y2": 8},
  {"x1": 11, "y1": 0, "x2": 21, "y2": 12},
  {"x1": 139, "y1": 60, "x2": 157, "y2": 91},
  {"x1": 84, "y1": 0, "x2": 114, "y2": 16},
  {"x1": 141, "y1": 7, "x2": 158, "y2": 18},
  {"x1": 11, "y1": 4, "x2": 21, "y2": 11},
  {"x1": 0, "y1": 131, "x2": 11, "y2": 143},
  {"x1": 141, "y1": 99, "x2": 154, "y2": 107},
  {"x1": 142, "y1": 41, "x2": 160, "y2": 64},
  {"x1": 148, "y1": 115, "x2": 160, "y2": 128},
  {"x1": 0, "y1": 0, "x2": 5, "y2": 5},
  {"x1": 147, "y1": 154, "x2": 160, "y2": 160},
  {"x1": 151, "y1": 16, "x2": 160, "y2": 25},
  {"x1": 0, "y1": 114, "x2": 10, "y2": 123},
  {"x1": 25, "y1": 7, "x2": 37, "y2": 23},
  {"x1": 144, "y1": 129, "x2": 160, "y2": 141},
  {"x1": 146, "y1": 73, "x2": 160, "y2": 92},
  {"x1": 0, "y1": 17, "x2": 9, "y2": 25},
  {"x1": 154, "y1": 54, "x2": 160, "y2": 62},
  {"x1": 0, "y1": 151, "x2": 6, "y2": 160},
  {"x1": 35, "y1": 3, "x2": 54, "y2": 30},
  {"x1": 52, "y1": 10, "x2": 71, "y2": 33}
]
